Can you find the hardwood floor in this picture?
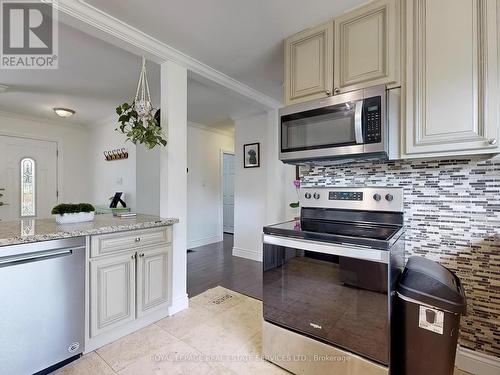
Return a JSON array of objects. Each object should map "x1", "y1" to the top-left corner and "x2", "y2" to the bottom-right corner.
[{"x1": 187, "y1": 234, "x2": 263, "y2": 300}]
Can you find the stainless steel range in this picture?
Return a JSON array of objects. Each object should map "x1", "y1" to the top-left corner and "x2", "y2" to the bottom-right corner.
[{"x1": 262, "y1": 187, "x2": 405, "y2": 374}]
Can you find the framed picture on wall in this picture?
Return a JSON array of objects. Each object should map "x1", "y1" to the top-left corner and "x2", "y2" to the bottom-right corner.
[{"x1": 243, "y1": 142, "x2": 260, "y2": 168}]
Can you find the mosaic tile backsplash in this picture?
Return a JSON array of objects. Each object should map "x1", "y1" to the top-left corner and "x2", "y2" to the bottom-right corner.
[{"x1": 300, "y1": 156, "x2": 500, "y2": 357}]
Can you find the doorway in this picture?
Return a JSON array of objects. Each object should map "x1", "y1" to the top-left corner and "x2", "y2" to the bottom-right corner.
[
  {"x1": 222, "y1": 151, "x2": 235, "y2": 234},
  {"x1": 0, "y1": 135, "x2": 58, "y2": 221}
]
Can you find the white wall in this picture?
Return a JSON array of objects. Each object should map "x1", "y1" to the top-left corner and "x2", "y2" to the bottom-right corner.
[
  {"x1": 88, "y1": 116, "x2": 137, "y2": 210},
  {"x1": 136, "y1": 144, "x2": 160, "y2": 215},
  {"x1": 0, "y1": 111, "x2": 90, "y2": 204},
  {"x1": 233, "y1": 111, "x2": 292, "y2": 261},
  {"x1": 187, "y1": 122, "x2": 234, "y2": 248}
]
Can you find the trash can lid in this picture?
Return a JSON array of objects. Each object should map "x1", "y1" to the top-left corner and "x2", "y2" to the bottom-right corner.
[{"x1": 397, "y1": 256, "x2": 466, "y2": 314}]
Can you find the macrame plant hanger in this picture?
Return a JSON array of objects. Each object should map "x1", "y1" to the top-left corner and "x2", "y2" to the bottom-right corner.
[{"x1": 134, "y1": 56, "x2": 152, "y2": 125}]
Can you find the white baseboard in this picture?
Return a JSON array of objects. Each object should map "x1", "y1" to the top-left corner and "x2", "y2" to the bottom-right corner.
[
  {"x1": 187, "y1": 234, "x2": 222, "y2": 249},
  {"x1": 168, "y1": 294, "x2": 189, "y2": 316},
  {"x1": 232, "y1": 246, "x2": 262, "y2": 262},
  {"x1": 456, "y1": 346, "x2": 500, "y2": 375}
]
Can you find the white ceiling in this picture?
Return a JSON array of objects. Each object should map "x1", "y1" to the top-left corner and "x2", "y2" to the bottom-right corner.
[
  {"x1": 85, "y1": 0, "x2": 367, "y2": 101},
  {"x1": 0, "y1": 22, "x2": 263, "y2": 127},
  {"x1": 188, "y1": 79, "x2": 262, "y2": 127},
  {"x1": 0, "y1": 22, "x2": 161, "y2": 126}
]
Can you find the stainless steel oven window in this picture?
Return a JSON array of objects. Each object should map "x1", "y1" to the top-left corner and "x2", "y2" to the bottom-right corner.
[{"x1": 263, "y1": 243, "x2": 390, "y2": 365}]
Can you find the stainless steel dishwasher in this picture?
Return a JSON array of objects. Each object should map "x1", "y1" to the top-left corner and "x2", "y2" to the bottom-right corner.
[{"x1": 0, "y1": 237, "x2": 85, "y2": 375}]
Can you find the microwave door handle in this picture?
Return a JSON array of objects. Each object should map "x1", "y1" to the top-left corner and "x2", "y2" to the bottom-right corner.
[{"x1": 354, "y1": 100, "x2": 364, "y2": 144}]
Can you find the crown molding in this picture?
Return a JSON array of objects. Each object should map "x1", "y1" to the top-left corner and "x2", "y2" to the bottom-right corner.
[
  {"x1": 56, "y1": 0, "x2": 282, "y2": 110},
  {"x1": 188, "y1": 121, "x2": 234, "y2": 138}
]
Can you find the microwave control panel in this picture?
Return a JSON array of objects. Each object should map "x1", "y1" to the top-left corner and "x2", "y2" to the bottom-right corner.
[{"x1": 364, "y1": 96, "x2": 382, "y2": 144}]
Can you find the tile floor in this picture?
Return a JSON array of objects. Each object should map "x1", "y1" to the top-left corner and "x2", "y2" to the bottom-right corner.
[{"x1": 54, "y1": 286, "x2": 472, "y2": 375}]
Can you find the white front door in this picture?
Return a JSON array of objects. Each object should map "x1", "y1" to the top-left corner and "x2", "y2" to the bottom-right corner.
[
  {"x1": 222, "y1": 152, "x2": 235, "y2": 234},
  {"x1": 0, "y1": 135, "x2": 58, "y2": 221}
]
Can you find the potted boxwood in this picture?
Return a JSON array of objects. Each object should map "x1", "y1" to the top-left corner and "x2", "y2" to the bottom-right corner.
[{"x1": 52, "y1": 203, "x2": 96, "y2": 224}]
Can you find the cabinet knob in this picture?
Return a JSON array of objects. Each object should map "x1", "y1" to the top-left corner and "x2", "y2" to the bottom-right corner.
[
  {"x1": 131, "y1": 253, "x2": 136, "y2": 259},
  {"x1": 135, "y1": 237, "x2": 141, "y2": 242},
  {"x1": 488, "y1": 138, "x2": 497, "y2": 145},
  {"x1": 333, "y1": 87, "x2": 340, "y2": 94},
  {"x1": 325, "y1": 90, "x2": 331, "y2": 96},
  {"x1": 139, "y1": 253, "x2": 145, "y2": 257}
]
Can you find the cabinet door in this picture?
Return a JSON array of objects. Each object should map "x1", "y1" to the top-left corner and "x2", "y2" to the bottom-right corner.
[
  {"x1": 284, "y1": 21, "x2": 333, "y2": 105},
  {"x1": 136, "y1": 245, "x2": 169, "y2": 317},
  {"x1": 90, "y1": 253, "x2": 136, "y2": 337},
  {"x1": 334, "y1": 0, "x2": 399, "y2": 94},
  {"x1": 405, "y1": 0, "x2": 499, "y2": 156}
]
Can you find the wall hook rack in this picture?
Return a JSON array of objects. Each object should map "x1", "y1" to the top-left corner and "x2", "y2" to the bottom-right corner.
[{"x1": 104, "y1": 148, "x2": 128, "y2": 161}]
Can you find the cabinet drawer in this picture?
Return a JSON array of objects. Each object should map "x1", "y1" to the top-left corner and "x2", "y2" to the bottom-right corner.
[{"x1": 91, "y1": 227, "x2": 171, "y2": 257}]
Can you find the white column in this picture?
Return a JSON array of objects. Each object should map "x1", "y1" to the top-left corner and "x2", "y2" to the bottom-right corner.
[{"x1": 159, "y1": 60, "x2": 189, "y2": 315}]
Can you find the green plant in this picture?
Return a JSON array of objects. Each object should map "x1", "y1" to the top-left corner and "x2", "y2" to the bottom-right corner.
[
  {"x1": 51, "y1": 203, "x2": 95, "y2": 215},
  {"x1": 115, "y1": 102, "x2": 167, "y2": 149}
]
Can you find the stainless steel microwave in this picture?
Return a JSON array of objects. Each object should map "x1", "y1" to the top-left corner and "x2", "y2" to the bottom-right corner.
[{"x1": 279, "y1": 85, "x2": 387, "y2": 163}]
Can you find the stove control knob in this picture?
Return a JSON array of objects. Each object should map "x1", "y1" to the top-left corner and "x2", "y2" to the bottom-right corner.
[
  {"x1": 385, "y1": 194, "x2": 394, "y2": 202},
  {"x1": 305, "y1": 192, "x2": 312, "y2": 199},
  {"x1": 313, "y1": 192, "x2": 320, "y2": 200},
  {"x1": 373, "y1": 193, "x2": 382, "y2": 202}
]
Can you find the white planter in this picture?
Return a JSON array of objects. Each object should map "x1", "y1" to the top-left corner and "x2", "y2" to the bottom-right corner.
[{"x1": 55, "y1": 211, "x2": 95, "y2": 224}]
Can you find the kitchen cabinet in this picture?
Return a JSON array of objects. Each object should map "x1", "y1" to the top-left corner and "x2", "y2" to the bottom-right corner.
[
  {"x1": 284, "y1": 21, "x2": 333, "y2": 105},
  {"x1": 283, "y1": 0, "x2": 401, "y2": 105},
  {"x1": 333, "y1": 0, "x2": 400, "y2": 94},
  {"x1": 136, "y1": 245, "x2": 169, "y2": 318},
  {"x1": 90, "y1": 253, "x2": 136, "y2": 337},
  {"x1": 87, "y1": 226, "x2": 172, "y2": 349},
  {"x1": 404, "y1": 0, "x2": 499, "y2": 157}
]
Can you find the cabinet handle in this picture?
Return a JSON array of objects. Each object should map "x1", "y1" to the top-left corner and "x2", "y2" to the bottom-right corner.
[
  {"x1": 488, "y1": 138, "x2": 497, "y2": 145},
  {"x1": 135, "y1": 237, "x2": 141, "y2": 242},
  {"x1": 325, "y1": 90, "x2": 331, "y2": 96},
  {"x1": 333, "y1": 87, "x2": 340, "y2": 94}
]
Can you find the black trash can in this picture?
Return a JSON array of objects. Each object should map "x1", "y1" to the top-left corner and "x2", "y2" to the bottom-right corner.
[{"x1": 393, "y1": 256, "x2": 467, "y2": 375}]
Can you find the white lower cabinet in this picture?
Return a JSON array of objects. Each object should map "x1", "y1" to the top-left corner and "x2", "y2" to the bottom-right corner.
[
  {"x1": 137, "y1": 245, "x2": 169, "y2": 318},
  {"x1": 87, "y1": 227, "x2": 172, "y2": 349},
  {"x1": 90, "y1": 253, "x2": 136, "y2": 337}
]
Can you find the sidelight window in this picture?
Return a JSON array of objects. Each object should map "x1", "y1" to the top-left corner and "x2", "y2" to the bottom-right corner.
[{"x1": 20, "y1": 157, "x2": 36, "y2": 217}]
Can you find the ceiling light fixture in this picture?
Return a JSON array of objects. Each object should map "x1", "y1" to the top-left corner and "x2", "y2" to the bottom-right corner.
[{"x1": 53, "y1": 107, "x2": 75, "y2": 118}]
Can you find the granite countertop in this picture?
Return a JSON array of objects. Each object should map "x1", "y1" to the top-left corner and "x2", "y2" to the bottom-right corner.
[{"x1": 0, "y1": 214, "x2": 179, "y2": 247}]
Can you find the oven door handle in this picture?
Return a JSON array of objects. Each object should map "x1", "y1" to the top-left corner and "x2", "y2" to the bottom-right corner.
[
  {"x1": 263, "y1": 234, "x2": 388, "y2": 264},
  {"x1": 354, "y1": 99, "x2": 364, "y2": 144}
]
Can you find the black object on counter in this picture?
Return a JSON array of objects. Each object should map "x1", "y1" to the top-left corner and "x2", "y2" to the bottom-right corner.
[{"x1": 393, "y1": 256, "x2": 467, "y2": 375}]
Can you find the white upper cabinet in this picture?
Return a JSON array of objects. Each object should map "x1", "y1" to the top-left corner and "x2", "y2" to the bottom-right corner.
[
  {"x1": 404, "y1": 0, "x2": 499, "y2": 157},
  {"x1": 334, "y1": 0, "x2": 400, "y2": 94},
  {"x1": 284, "y1": 21, "x2": 334, "y2": 105}
]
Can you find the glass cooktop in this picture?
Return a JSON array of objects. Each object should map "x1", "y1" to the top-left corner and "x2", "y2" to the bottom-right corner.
[{"x1": 264, "y1": 219, "x2": 402, "y2": 249}]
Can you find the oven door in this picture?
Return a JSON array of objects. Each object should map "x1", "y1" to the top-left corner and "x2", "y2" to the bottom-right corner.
[{"x1": 263, "y1": 235, "x2": 390, "y2": 365}]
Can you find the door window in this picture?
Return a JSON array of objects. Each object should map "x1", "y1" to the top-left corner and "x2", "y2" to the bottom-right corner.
[{"x1": 20, "y1": 158, "x2": 36, "y2": 217}]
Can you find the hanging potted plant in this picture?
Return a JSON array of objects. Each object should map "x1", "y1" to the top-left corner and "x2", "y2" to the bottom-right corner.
[{"x1": 115, "y1": 57, "x2": 167, "y2": 149}]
